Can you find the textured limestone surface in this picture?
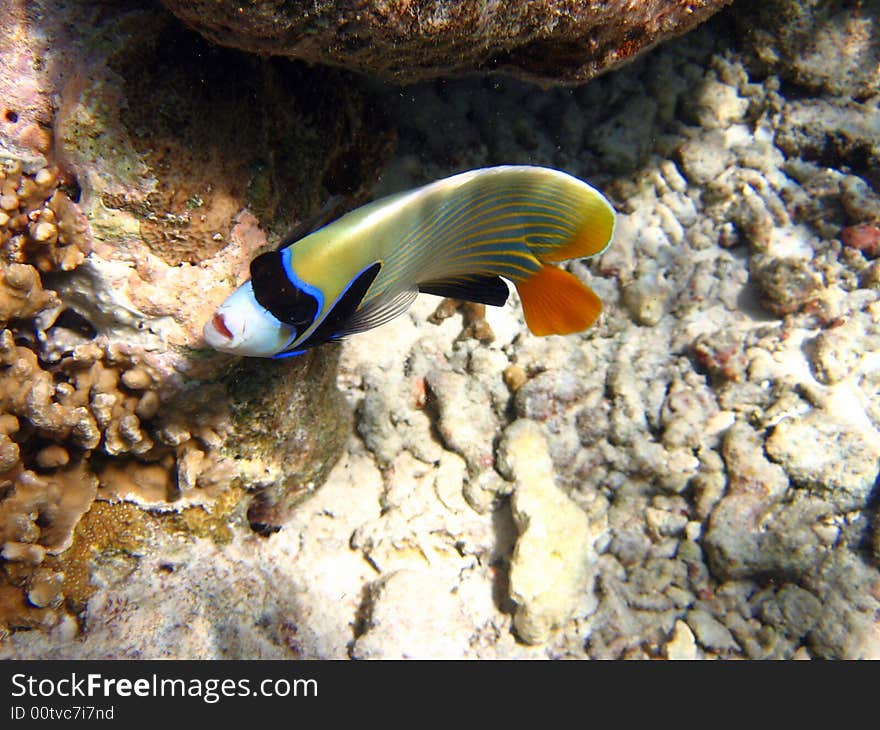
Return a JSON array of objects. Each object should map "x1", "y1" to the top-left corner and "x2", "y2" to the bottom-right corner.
[
  {"x1": 161, "y1": 0, "x2": 732, "y2": 85},
  {"x1": 499, "y1": 419, "x2": 604, "y2": 645},
  {"x1": 3, "y1": 0, "x2": 880, "y2": 659},
  {"x1": 737, "y1": 0, "x2": 880, "y2": 100}
]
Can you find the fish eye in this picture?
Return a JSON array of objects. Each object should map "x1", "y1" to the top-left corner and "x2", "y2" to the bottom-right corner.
[{"x1": 249, "y1": 251, "x2": 319, "y2": 328}]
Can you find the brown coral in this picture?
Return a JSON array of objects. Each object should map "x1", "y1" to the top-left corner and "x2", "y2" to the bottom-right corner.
[
  {"x1": 0, "y1": 465, "x2": 97, "y2": 554},
  {"x1": 0, "y1": 163, "x2": 240, "y2": 638},
  {"x1": 0, "y1": 160, "x2": 352, "y2": 640},
  {"x1": 0, "y1": 160, "x2": 90, "y2": 274},
  {"x1": 0, "y1": 0, "x2": 385, "y2": 642}
]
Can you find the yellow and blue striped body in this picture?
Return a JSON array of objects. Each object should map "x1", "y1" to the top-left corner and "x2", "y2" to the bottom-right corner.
[{"x1": 203, "y1": 166, "x2": 616, "y2": 358}]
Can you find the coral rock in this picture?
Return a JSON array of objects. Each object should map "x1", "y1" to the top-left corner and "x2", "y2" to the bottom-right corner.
[
  {"x1": 161, "y1": 0, "x2": 732, "y2": 85},
  {"x1": 351, "y1": 570, "x2": 471, "y2": 659},
  {"x1": 0, "y1": 465, "x2": 97, "y2": 555},
  {"x1": 498, "y1": 419, "x2": 602, "y2": 645},
  {"x1": 0, "y1": 0, "x2": 383, "y2": 640},
  {"x1": 841, "y1": 224, "x2": 880, "y2": 259},
  {"x1": 739, "y1": 0, "x2": 880, "y2": 99},
  {"x1": 766, "y1": 410, "x2": 880, "y2": 512}
]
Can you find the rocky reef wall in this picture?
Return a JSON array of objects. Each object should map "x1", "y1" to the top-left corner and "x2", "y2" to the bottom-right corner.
[{"x1": 0, "y1": 0, "x2": 393, "y2": 637}]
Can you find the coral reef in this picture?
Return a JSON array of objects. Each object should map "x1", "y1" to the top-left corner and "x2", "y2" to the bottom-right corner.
[
  {"x1": 3, "y1": 0, "x2": 880, "y2": 659},
  {"x1": 0, "y1": 0, "x2": 390, "y2": 639},
  {"x1": 497, "y1": 419, "x2": 604, "y2": 645},
  {"x1": 0, "y1": 159, "x2": 340, "y2": 637},
  {"x1": 161, "y1": 0, "x2": 732, "y2": 85}
]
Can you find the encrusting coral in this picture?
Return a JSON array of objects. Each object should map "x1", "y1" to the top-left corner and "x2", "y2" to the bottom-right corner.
[
  {"x1": 0, "y1": 161, "x2": 95, "y2": 633},
  {"x1": 0, "y1": 161, "x2": 239, "y2": 637},
  {"x1": 0, "y1": 0, "x2": 395, "y2": 640}
]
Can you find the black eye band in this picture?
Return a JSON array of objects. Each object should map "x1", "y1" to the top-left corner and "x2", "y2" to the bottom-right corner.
[{"x1": 249, "y1": 251, "x2": 319, "y2": 328}]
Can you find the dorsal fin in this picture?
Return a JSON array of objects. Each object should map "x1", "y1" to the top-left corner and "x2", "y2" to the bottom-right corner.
[{"x1": 277, "y1": 194, "x2": 347, "y2": 249}]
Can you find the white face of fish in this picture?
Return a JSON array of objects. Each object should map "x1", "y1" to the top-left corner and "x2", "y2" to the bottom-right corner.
[{"x1": 203, "y1": 281, "x2": 295, "y2": 357}]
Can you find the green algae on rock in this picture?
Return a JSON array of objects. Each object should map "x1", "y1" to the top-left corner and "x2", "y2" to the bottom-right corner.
[{"x1": 222, "y1": 348, "x2": 349, "y2": 534}]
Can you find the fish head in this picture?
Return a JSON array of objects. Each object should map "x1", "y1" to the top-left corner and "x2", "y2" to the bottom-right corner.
[{"x1": 203, "y1": 280, "x2": 300, "y2": 357}]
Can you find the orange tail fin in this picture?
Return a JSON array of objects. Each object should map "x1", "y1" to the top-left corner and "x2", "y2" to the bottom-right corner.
[{"x1": 514, "y1": 264, "x2": 603, "y2": 336}]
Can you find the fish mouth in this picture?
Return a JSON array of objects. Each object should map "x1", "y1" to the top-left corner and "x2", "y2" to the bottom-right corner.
[
  {"x1": 203, "y1": 312, "x2": 235, "y2": 350},
  {"x1": 211, "y1": 313, "x2": 234, "y2": 341}
]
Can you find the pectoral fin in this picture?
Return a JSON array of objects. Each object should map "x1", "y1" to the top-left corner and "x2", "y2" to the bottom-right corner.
[{"x1": 280, "y1": 262, "x2": 382, "y2": 353}]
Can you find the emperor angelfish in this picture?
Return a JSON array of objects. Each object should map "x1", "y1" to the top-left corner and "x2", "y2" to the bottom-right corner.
[{"x1": 204, "y1": 165, "x2": 616, "y2": 358}]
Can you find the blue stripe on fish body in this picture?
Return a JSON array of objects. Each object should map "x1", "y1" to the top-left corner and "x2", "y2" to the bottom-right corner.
[
  {"x1": 281, "y1": 248, "x2": 325, "y2": 318},
  {"x1": 274, "y1": 260, "x2": 383, "y2": 355},
  {"x1": 273, "y1": 348, "x2": 308, "y2": 359}
]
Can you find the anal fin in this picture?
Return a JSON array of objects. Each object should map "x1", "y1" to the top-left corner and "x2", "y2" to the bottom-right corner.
[
  {"x1": 419, "y1": 275, "x2": 510, "y2": 307},
  {"x1": 513, "y1": 264, "x2": 602, "y2": 336}
]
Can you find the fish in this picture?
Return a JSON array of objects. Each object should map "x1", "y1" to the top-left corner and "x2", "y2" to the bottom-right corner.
[{"x1": 203, "y1": 165, "x2": 616, "y2": 358}]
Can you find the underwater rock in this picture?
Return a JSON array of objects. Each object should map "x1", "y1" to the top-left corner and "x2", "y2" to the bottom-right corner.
[
  {"x1": 841, "y1": 224, "x2": 880, "y2": 259},
  {"x1": 752, "y1": 256, "x2": 823, "y2": 317},
  {"x1": 621, "y1": 271, "x2": 671, "y2": 326},
  {"x1": 686, "y1": 608, "x2": 740, "y2": 654},
  {"x1": 0, "y1": 3, "x2": 54, "y2": 160},
  {"x1": 757, "y1": 584, "x2": 822, "y2": 643},
  {"x1": 808, "y1": 322, "x2": 862, "y2": 385},
  {"x1": 802, "y1": 550, "x2": 880, "y2": 658},
  {"x1": 678, "y1": 131, "x2": 733, "y2": 186},
  {"x1": 497, "y1": 419, "x2": 603, "y2": 645},
  {"x1": 738, "y1": 0, "x2": 880, "y2": 99},
  {"x1": 664, "y1": 619, "x2": 698, "y2": 660},
  {"x1": 765, "y1": 410, "x2": 880, "y2": 512},
  {"x1": 4, "y1": 0, "x2": 879, "y2": 660},
  {"x1": 721, "y1": 421, "x2": 788, "y2": 500},
  {"x1": 705, "y1": 492, "x2": 834, "y2": 581},
  {"x1": 48, "y1": 11, "x2": 393, "y2": 361},
  {"x1": 425, "y1": 369, "x2": 498, "y2": 475},
  {"x1": 161, "y1": 0, "x2": 732, "y2": 85},
  {"x1": 774, "y1": 97, "x2": 880, "y2": 191}
]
